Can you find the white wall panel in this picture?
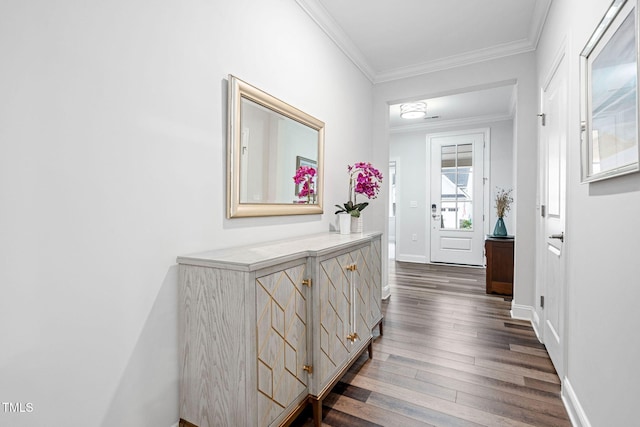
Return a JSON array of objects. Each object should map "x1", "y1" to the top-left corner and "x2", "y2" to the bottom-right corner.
[
  {"x1": 536, "y1": 0, "x2": 640, "y2": 426},
  {"x1": 0, "y1": 1, "x2": 373, "y2": 425}
]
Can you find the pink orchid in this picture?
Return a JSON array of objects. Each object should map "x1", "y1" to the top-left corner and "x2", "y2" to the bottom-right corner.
[
  {"x1": 293, "y1": 166, "x2": 317, "y2": 204},
  {"x1": 335, "y1": 162, "x2": 383, "y2": 217}
]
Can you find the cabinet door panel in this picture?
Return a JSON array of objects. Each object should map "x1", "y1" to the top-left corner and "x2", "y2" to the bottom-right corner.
[
  {"x1": 350, "y1": 246, "x2": 371, "y2": 341},
  {"x1": 318, "y1": 253, "x2": 353, "y2": 383},
  {"x1": 317, "y1": 246, "x2": 375, "y2": 385},
  {"x1": 368, "y1": 237, "x2": 382, "y2": 328},
  {"x1": 255, "y1": 263, "x2": 308, "y2": 426}
]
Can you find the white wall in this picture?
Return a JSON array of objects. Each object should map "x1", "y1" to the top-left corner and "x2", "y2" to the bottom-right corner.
[
  {"x1": 489, "y1": 121, "x2": 516, "y2": 233},
  {"x1": 390, "y1": 119, "x2": 514, "y2": 264},
  {"x1": 0, "y1": 1, "x2": 373, "y2": 426},
  {"x1": 372, "y1": 53, "x2": 538, "y2": 306},
  {"x1": 389, "y1": 132, "x2": 428, "y2": 262},
  {"x1": 537, "y1": 1, "x2": 640, "y2": 425}
]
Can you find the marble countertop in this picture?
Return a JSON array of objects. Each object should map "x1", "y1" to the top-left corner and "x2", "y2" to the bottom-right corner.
[{"x1": 177, "y1": 231, "x2": 382, "y2": 271}]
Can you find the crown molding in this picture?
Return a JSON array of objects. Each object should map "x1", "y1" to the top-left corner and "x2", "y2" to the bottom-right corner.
[
  {"x1": 374, "y1": 38, "x2": 536, "y2": 84},
  {"x1": 296, "y1": 0, "x2": 553, "y2": 84},
  {"x1": 529, "y1": 0, "x2": 553, "y2": 50},
  {"x1": 295, "y1": 0, "x2": 376, "y2": 82},
  {"x1": 390, "y1": 113, "x2": 514, "y2": 134}
]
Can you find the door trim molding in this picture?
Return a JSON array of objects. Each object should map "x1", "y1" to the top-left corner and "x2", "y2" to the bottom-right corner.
[
  {"x1": 536, "y1": 40, "x2": 569, "y2": 379},
  {"x1": 541, "y1": 40, "x2": 567, "y2": 90}
]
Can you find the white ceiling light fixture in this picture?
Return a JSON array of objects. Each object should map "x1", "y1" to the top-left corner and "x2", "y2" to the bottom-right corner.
[{"x1": 400, "y1": 102, "x2": 427, "y2": 119}]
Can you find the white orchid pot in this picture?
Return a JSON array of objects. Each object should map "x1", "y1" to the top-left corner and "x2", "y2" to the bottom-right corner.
[
  {"x1": 351, "y1": 216, "x2": 363, "y2": 233},
  {"x1": 338, "y1": 213, "x2": 351, "y2": 235}
]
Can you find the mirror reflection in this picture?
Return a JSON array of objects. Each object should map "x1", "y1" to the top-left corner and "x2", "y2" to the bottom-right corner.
[
  {"x1": 240, "y1": 98, "x2": 318, "y2": 204},
  {"x1": 227, "y1": 75, "x2": 324, "y2": 218}
]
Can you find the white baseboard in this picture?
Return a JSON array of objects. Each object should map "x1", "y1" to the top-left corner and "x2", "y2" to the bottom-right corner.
[
  {"x1": 510, "y1": 303, "x2": 542, "y2": 342},
  {"x1": 382, "y1": 285, "x2": 391, "y2": 300},
  {"x1": 171, "y1": 423, "x2": 179, "y2": 427},
  {"x1": 396, "y1": 254, "x2": 428, "y2": 263},
  {"x1": 531, "y1": 309, "x2": 542, "y2": 342},
  {"x1": 510, "y1": 302, "x2": 534, "y2": 322},
  {"x1": 562, "y1": 377, "x2": 591, "y2": 427}
]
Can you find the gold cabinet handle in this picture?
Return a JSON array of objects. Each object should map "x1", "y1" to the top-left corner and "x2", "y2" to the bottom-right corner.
[
  {"x1": 303, "y1": 365, "x2": 313, "y2": 374},
  {"x1": 302, "y1": 278, "x2": 312, "y2": 287},
  {"x1": 346, "y1": 264, "x2": 357, "y2": 271}
]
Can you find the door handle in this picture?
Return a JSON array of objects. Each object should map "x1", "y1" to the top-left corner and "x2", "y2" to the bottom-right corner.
[{"x1": 549, "y1": 232, "x2": 564, "y2": 242}]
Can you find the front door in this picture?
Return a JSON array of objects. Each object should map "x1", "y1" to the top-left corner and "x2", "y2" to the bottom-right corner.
[
  {"x1": 541, "y1": 53, "x2": 567, "y2": 378},
  {"x1": 429, "y1": 131, "x2": 485, "y2": 265}
]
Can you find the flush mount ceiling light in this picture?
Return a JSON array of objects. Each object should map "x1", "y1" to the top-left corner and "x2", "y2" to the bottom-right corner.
[{"x1": 400, "y1": 102, "x2": 427, "y2": 119}]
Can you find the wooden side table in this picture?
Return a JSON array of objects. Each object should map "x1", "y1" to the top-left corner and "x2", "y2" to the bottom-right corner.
[{"x1": 485, "y1": 236, "x2": 514, "y2": 296}]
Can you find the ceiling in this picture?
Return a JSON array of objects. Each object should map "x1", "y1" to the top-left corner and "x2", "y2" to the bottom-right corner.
[
  {"x1": 296, "y1": 0, "x2": 552, "y2": 129},
  {"x1": 388, "y1": 84, "x2": 516, "y2": 131}
]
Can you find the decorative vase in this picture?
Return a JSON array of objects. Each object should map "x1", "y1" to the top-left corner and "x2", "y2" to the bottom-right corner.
[
  {"x1": 351, "y1": 216, "x2": 363, "y2": 234},
  {"x1": 338, "y1": 213, "x2": 351, "y2": 235},
  {"x1": 493, "y1": 217, "x2": 507, "y2": 236}
]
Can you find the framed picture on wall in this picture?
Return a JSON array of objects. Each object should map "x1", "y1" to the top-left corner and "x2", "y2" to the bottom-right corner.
[{"x1": 580, "y1": 0, "x2": 640, "y2": 182}]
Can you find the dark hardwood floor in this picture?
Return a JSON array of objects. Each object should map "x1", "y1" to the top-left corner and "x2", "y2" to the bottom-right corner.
[{"x1": 292, "y1": 261, "x2": 571, "y2": 427}]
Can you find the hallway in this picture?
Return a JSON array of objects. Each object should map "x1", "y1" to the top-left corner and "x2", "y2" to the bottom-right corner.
[{"x1": 293, "y1": 262, "x2": 570, "y2": 426}]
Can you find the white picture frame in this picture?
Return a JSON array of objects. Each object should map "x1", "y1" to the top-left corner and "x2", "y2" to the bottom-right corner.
[{"x1": 580, "y1": 0, "x2": 640, "y2": 182}]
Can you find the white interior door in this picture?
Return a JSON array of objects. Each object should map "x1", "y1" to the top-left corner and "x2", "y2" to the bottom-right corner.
[
  {"x1": 430, "y1": 132, "x2": 485, "y2": 265},
  {"x1": 541, "y1": 54, "x2": 567, "y2": 378}
]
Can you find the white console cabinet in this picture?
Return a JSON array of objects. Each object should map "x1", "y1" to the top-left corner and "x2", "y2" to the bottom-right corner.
[{"x1": 177, "y1": 232, "x2": 382, "y2": 427}]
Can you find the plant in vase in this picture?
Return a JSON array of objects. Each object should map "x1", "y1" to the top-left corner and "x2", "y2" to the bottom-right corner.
[
  {"x1": 494, "y1": 187, "x2": 513, "y2": 236},
  {"x1": 292, "y1": 165, "x2": 316, "y2": 204},
  {"x1": 335, "y1": 162, "x2": 383, "y2": 233}
]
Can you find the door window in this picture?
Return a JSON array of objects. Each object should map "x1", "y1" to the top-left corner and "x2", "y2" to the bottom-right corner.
[{"x1": 440, "y1": 143, "x2": 474, "y2": 230}]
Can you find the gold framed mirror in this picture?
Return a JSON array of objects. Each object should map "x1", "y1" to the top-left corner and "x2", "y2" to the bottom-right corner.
[{"x1": 227, "y1": 75, "x2": 325, "y2": 218}]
